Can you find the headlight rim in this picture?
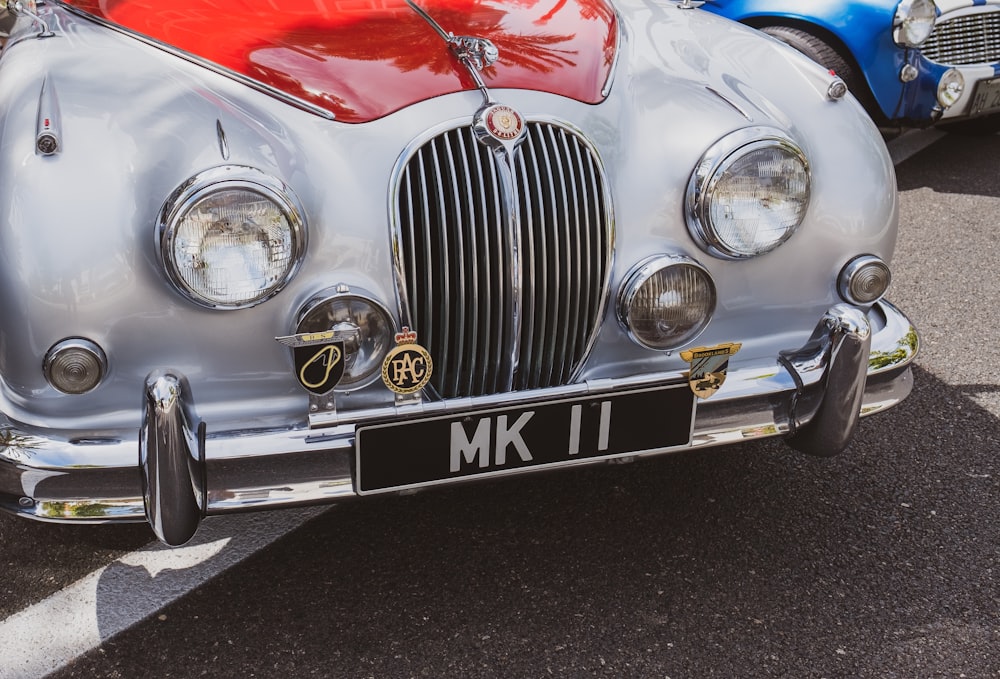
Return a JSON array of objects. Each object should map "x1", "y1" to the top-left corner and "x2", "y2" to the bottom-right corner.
[
  {"x1": 295, "y1": 287, "x2": 397, "y2": 390},
  {"x1": 43, "y1": 337, "x2": 108, "y2": 395},
  {"x1": 893, "y1": 0, "x2": 938, "y2": 47},
  {"x1": 617, "y1": 253, "x2": 717, "y2": 351},
  {"x1": 838, "y1": 254, "x2": 892, "y2": 306},
  {"x1": 686, "y1": 126, "x2": 811, "y2": 261},
  {"x1": 936, "y1": 68, "x2": 965, "y2": 109},
  {"x1": 157, "y1": 165, "x2": 308, "y2": 310}
]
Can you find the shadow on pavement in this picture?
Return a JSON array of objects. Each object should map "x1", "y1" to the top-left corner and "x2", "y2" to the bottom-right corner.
[{"x1": 896, "y1": 133, "x2": 1000, "y2": 198}]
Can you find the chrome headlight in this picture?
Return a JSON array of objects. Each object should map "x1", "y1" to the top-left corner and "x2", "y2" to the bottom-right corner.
[
  {"x1": 937, "y1": 69, "x2": 965, "y2": 108},
  {"x1": 839, "y1": 255, "x2": 891, "y2": 306},
  {"x1": 618, "y1": 255, "x2": 716, "y2": 350},
  {"x1": 687, "y1": 127, "x2": 810, "y2": 260},
  {"x1": 158, "y1": 166, "x2": 307, "y2": 309},
  {"x1": 296, "y1": 289, "x2": 395, "y2": 388},
  {"x1": 44, "y1": 338, "x2": 107, "y2": 395},
  {"x1": 894, "y1": 0, "x2": 937, "y2": 47}
]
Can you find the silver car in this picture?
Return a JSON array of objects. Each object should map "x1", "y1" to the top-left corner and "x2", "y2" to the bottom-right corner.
[{"x1": 0, "y1": 0, "x2": 918, "y2": 545}]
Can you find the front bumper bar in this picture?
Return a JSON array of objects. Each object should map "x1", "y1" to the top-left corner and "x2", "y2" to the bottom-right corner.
[{"x1": 0, "y1": 301, "x2": 917, "y2": 545}]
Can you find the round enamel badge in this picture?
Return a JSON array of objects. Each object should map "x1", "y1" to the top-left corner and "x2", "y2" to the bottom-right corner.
[
  {"x1": 380, "y1": 327, "x2": 433, "y2": 395},
  {"x1": 483, "y1": 104, "x2": 524, "y2": 142}
]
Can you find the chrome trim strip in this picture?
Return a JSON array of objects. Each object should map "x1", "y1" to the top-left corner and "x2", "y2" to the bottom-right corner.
[
  {"x1": 35, "y1": 76, "x2": 61, "y2": 155},
  {"x1": 56, "y1": 3, "x2": 337, "y2": 120},
  {"x1": 602, "y1": 11, "x2": 624, "y2": 98}
]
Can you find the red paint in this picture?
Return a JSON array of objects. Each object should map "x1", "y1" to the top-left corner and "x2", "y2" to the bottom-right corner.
[{"x1": 64, "y1": 0, "x2": 617, "y2": 123}]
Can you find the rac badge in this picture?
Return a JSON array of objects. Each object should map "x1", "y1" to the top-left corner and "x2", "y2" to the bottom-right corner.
[
  {"x1": 275, "y1": 331, "x2": 345, "y2": 396},
  {"x1": 381, "y1": 327, "x2": 433, "y2": 395},
  {"x1": 680, "y1": 342, "x2": 742, "y2": 399}
]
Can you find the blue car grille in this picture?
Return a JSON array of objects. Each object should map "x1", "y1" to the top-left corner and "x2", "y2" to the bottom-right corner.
[
  {"x1": 393, "y1": 121, "x2": 613, "y2": 399},
  {"x1": 922, "y1": 10, "x2": 1000, "y2": 65}
]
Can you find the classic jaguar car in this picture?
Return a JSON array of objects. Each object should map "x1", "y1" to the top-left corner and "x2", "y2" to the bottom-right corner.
[
  {"x1": 0, "y1": 0, "x2": 918, "y2": 546},
  {"x1": 698, "y1": 0, "x2": 1000, "y2": 135}
]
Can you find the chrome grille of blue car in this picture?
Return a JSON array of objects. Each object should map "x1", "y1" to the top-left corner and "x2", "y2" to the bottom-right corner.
[
  {"x1": 394, "y1": 121, "x2": 613, "y2": 399},
  {"x1": 921, "y1": 10, "x2": 1000, "y2": 65}
]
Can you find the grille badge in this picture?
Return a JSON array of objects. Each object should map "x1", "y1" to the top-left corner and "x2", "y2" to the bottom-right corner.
[
  {"x1": 473, "y1": 102, "x2": 526, "y2": 149},
  {"x1": 405, "y1": 0, "x2": 525, "y2": 151}
]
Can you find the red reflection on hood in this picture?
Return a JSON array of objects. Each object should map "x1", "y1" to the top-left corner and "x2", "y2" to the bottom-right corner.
[{"x1": 64, "y1": 0, "x2": 617, "y2": 123}]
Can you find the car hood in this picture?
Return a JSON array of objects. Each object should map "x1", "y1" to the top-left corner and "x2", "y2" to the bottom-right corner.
[{"x1": 61, "y1": 0, "x2": 618, "y2": 123}]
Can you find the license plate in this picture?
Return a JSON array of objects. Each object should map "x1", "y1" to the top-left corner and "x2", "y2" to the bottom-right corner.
[
  {"x1": 356, "y1": 385, "x2": 695, "y2": 494},
  {"x1": 969, "y1": 76, "x2": 1000, "y2": 116}
]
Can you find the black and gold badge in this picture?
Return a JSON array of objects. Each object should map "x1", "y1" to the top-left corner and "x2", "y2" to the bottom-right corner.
[
  {"x1": 680, "y1": 342, "x2": 742, "y2": 399},
  {"x1": 275, "y1": 331, "x2": 346, "y2": 396},
  {"x1": 381, "y1": 326, "x2": 433, "y2": 395}
]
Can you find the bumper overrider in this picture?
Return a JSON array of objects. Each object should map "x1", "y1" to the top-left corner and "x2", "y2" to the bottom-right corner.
[{"x1": 0, "y1": 301, "x2": 917, "y2": 546}]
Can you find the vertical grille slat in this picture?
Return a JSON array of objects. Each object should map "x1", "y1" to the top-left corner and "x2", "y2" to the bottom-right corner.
[
  {"x1": 453, "y1": 130, "x2": 479, "y2": 398},
  {"x1": 440, "y1": 133, "x2": 466, "y2": 398},
  {"x1": 427, "y1": 139, "x2": 452, "y2": 385},
  {"x1": 571, "y1": 135, "x2": 594, "y2": 369},
  {"x1": 922, "y1": 11, "x2": 1000, "y2": 65},
  {"x1": 395, "y1": 121, "x2": 611, "y2": 399}
]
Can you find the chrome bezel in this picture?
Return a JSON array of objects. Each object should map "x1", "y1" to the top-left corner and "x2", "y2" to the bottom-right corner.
[
  {"x1": 157, "y1": 166, "x2": 307, "y2": 310},
  {"x1": 43, "y1": 338, "x2": 108, "y2": 395},
  {"x1": 893, "y1": 0, "x2": 938, "y2": 47},
  {"x1": 936, "y1": 68, "x2": 964, "y2": 108},
  {"x1": 617, "y1": 254, "x2": 717, "y2": 351},
  {"x1": 839, "y1": 255, "x2": 892, "y2": 306},
  {"x1": 295, "y1": 287, "x2": 397, "y2": 390},
  {"x1": 686, "y1": 126, "x2": 810, "y2": 261}
]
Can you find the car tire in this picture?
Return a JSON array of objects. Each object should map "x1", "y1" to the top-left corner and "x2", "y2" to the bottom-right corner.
[
  {"x1": 936, "y1": 113, "x2": 1000, "y2": 136},
  {"x1": 759, "y1": 25, "x2": 886, "y2": 126}
]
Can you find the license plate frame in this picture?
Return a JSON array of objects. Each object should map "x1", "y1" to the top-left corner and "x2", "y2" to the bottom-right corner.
[
  {"x1": 356, "y1": 384, "x2": 695, "y2": 494},
  {"x1": 968, "y1": 76, "x2": 1000, "y2": 116}
]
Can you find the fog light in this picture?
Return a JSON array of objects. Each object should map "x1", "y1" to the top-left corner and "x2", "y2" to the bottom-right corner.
[
  {"x1": 618, "y1": 255, "x2": 716, "y2": 350},
  {"x1": 295, "y1": 288, "x2": 394, "y2": 388},
  {"x1": 44, "y1": 338, "x2": 107, "y2": 394},
  {"x1": 839, "y1": 255, "x2": 891, "y2": 306},
  {"x1": 937, "y1": 69, "x2": 964, "y2": 108}
]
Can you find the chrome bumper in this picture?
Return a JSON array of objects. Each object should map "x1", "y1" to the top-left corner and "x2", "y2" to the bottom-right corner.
[{"x1": 0, "y1": 301, "x2": 917, "y2": 545}]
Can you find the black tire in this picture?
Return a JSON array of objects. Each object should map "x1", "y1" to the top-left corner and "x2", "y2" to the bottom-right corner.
[
  {"x1": 759, "y1": 25, "x2": 887, "y2": 126},
  {"x1": 936, "y1": 112, "x2": 1000, "y2": 136}
]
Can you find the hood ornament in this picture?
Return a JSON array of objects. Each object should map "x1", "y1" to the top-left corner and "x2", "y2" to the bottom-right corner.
[{"x1": 405, "y1": 0, "x2": 525, "y2": 149}]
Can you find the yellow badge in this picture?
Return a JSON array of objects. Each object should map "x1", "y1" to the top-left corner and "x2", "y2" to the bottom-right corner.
[
  {"x1": 680, "y1": 342, "x2": 742, "y2": 399},
  {"x1": 381, "y1": 327, "x2": 433, "y2": 395}
]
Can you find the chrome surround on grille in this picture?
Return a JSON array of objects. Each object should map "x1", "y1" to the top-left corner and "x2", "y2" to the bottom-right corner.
[
  {"x1": 389, "y1": 117, "x2": 615, "y2": 399},
  {"x1": 922, "y1": 9, "x2": 1000, "y2": 65}
]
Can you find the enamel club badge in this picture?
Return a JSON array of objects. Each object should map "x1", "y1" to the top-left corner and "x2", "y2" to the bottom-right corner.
[
  {"x1": 275, "y1": 331, "x2": 346, "y2": 396},
  {"x1": 381, "y1": 327, "x2": 433, "y2": 395},
  {"x1": 680, "y1": 342, "x2": 742, "y2": 398}
]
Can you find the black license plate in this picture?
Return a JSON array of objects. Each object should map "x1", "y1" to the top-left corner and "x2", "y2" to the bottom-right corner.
[
  {"x1": 356, "y1": 385, "x2": 694, "y2": 494},
  {"x1": 969, "y1": 76, "x2": 1000, "y2": 116}
]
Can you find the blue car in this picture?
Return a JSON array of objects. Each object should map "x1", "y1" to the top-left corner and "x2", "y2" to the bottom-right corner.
[{"x1": 696, "y1": 0, "x2": 1000, "y2": 135}]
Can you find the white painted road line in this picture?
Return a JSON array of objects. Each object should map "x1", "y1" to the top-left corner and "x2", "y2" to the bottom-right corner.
[
  {"x1": 887, "y1": 129, "x2": 945, "y2": 166},
  {"x1": 0, "y1": 507, "x2": 326, "y2": 679}
]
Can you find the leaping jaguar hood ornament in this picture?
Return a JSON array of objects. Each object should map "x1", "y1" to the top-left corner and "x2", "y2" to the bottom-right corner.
[{"x1": 61, "y1": 0, "x2": 619, "y2": 123}]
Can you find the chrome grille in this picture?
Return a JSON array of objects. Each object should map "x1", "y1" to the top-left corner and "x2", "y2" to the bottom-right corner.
[
  {"x1": 394, "y1": 121, "x2": 612, "y2": 399},
  {"x1": 921, "y1": 11, "x2": 1000, "y2": 65}
]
